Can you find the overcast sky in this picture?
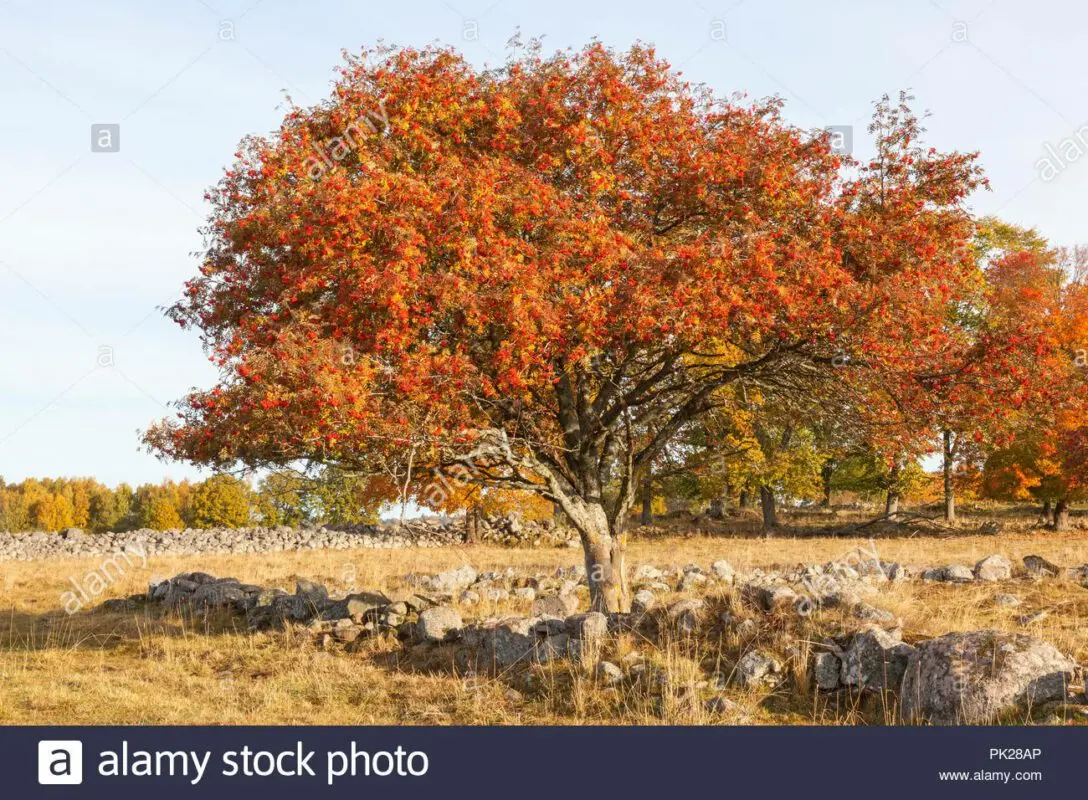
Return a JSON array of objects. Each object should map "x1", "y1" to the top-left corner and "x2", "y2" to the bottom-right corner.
[{"x1": 1, "y1": 0, "x2": 1085, "y2": 486}]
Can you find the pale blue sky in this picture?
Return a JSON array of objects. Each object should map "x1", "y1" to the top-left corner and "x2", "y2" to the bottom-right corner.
[{"x1": 1, "y1": 0, "x2": 1086, "y2": 486}]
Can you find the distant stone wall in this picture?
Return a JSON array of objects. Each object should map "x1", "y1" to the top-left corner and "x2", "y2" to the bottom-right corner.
[{"x1": 0, "y1": 514, "x2": 577, "y2": 562}]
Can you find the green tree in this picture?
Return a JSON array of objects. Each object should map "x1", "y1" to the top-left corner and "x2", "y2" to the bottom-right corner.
[{"x1": 187, "y1": 474, "x2": 252, "y2": 528}]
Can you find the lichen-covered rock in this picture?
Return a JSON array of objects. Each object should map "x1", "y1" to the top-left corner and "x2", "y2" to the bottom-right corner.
[
  {"x1": 922, "y1": 565, "x2": 974, "y2": 583},
  {"x1": 566, "y1": 611, "x2": 609, "y2": 645},
  {"x1": 295, "y1": 579, "x2": 328, "y2": 606},
  {"x1": 192, "y1": 579, "x2": 248, "y2": 609},
  {"x1": 813, "y1": 651, "x2": 841, "y2": 690},
  {"x1": 631, "y1": 589, "x2": 656, "y2": 614},
  {"x1": 710, "y1": 560, "x2": 736, "y2": 584},
  {"x1": 667, "y1": 598, "x2": 706, "y2": 635},
  {"x1": 743, "y1": 583, "x2": 798, "y2": 612},
  {"x1": 416, "y1": 606, "x2": 463, "y2": 644},
  {"x1": 974, "y1": 554, "x2": 1012, "y2": 582},
  {"x1": 1023, "y1": 555, "x2": 1060, "y2": 577},
  {"x1": 633, "y1": 564, "x2": 664, "y2": 582},
  {"x1": 427, "y1": 564, "x2": 478, "y2": 593},
  {"x1": 483, "y1": 616, "x2": 539, "y2": 667},
  {"x1": 901, "y1": 631, "x2": 1077, "y2": 724},
  {"x1": 840, "y1": 627, "x2": 914, "y2": 691},
  {"x1": 735, "y1": 650, "x2": 782, "y2": 688},
  {"x1": 677, "y1": 571, "x2": 707, "y2": 592},
  {"x1": 531, "y1": 594, "x2": 579, "y2": 618},
  {"x1": 596, "y1": 660, "x2": 624, "y2": 685}
]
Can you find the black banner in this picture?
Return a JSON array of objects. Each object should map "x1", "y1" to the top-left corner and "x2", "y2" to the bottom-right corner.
[{"x1": 14, "y1": 726, "x2": 1076, "y2": 797}]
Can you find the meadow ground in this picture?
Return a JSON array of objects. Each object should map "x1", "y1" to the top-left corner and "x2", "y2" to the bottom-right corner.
[{"x1": 2, "y1": 506, "x2": 1087, "y2": 725}]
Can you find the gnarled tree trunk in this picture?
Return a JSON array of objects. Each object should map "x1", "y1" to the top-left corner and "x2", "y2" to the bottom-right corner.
[{"x1": 564, "y1": 499, "x2": 630, "y2": 613}]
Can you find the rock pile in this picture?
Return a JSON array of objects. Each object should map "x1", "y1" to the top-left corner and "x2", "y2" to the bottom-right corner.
[{"x1": 98, "y1": 546, "x2": 1088, "y2": 724}]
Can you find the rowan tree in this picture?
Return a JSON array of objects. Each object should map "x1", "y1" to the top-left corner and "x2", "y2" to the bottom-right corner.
[
  {"x1": 981, "y1": 246, "x2": 1088, "y2": 528},
  {"x1": 146, "y1": 44, "x2": 992, "y2": 611}
]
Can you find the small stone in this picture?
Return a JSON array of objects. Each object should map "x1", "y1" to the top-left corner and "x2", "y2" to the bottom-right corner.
[
  {"x1": 1017, "y1": 610, "x2": 1049, "y2": 626},
  {"x1": 631, "y1": 589, "x2": 657, "y2": 614},
  {"x1": 427, "y1": 564, "x2": 478, "y2": 593},
  {"x1": 633, "y1": 564, "x2": 664, "y2": 582},
  {"x1": 705, "y1": 694, "x2": 741, "y2": 714},
  {"x1": 677, "y1": 571, "x2": 708, "y2": 592},
  {"x1": 1023, "y1": 555, "x2": 1060, "y2": 577},
  {"x1": 853, "y1": 603, "x2": 897, "y2": 624},
  {"x1": 743, "y1": 583, "x2": 798, "y2": 611},
  {"x1": 710, "y1": 559, "x2": 736, "y2": 584},
  {"x1": 459, "y1": 590, "x2": 480, "y2": 605},
  {"x1": 596, "y1": 660, "x2": 624, "y2": 685},
  {"x1": 532, "y1": 594, "x2": 579, "y2": 617},
  {"x1": 667, "y1": 598, "x2": 706, "y2": 635},
  {"x1": 992, "y1": 593, "x2": 1022, "y2": 608},
  {"x1": 974, "y1": 554, "x2": 1012, "y2": 582},
  {"x1": 735, "y1": 650, "x2": 782, "y2": 688}
]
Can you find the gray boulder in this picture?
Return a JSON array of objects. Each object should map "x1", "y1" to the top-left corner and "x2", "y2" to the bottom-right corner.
[
  {"x1": 974, "y1": 554, "x2": 1012, "y2": 582},
  {"x1": 416, "y1": 606, "x2": 463, "y2": 644},
  {"x1": 922, "y1": 565, "x2": 974, "y2": 583},
  {"x1": 901, "y1": 631, "x2": 1077, "y2": 724},
  {"x1": 428, "y1": 564, "x2": 478, "y2": 593},
  {"x1": 295, "y1": 579, "x2": 328, "y2": 606},
  {"x1": 1023, "y1": 555, "x2": 1060, "y2": 578},
  {"x1": 840, "y1": 627, "x2": 914, "y2": 691},
  {"x1": 483, "y1": 617, "x2": 538, "y2": 667}
]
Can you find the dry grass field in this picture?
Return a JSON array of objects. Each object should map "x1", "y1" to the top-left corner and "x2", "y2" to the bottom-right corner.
[{"x1": 2, "y1": 510, "x2": 1087, "y2": 726}]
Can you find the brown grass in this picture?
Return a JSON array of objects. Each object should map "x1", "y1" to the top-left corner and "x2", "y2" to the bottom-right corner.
[{"x1": 1, "y1": 523, "x2": 1086, "y2": 725}]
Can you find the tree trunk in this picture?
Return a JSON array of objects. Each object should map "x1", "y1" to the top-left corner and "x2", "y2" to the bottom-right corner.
[
  {"x1": 942, "y1": 429, "x2": 956, "y2": 524},
  {"x1": 1041, "y1": 498, "x2": 1052, "y2": 523},
  {"x1": 1053, "y1": 498, "x2": 1070, "y2": 531},
  {"x1": 820, "y1": 461, "x2": 833, "y2": 508},
  {"x1": 739, "y1": 489, "x2": 751, "y2": 509},
  {"x1": 465, "y1": 504, "x2": 480, "y2": 543},
  {"x1": 567, "y1": 500, "x2": 629, "y2": 613},
  {"x1": 640, "y1": 481, "x2": 653, "y2": 526},
  {"x1": 885, "y1": 459, "x2": 901, "y2": 517},
  {"x1": 759, "y1": 485, "x2": 777, "y2": 531},
  {"x1": 708, "y1": 497, "x2": 725, "y2": 519},
  {"x1": 885, "y1": 490, "x2": 900, "y2": 517}
]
